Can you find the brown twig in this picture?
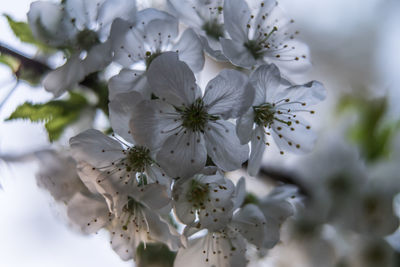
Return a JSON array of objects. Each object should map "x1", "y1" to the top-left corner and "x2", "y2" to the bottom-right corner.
[
  {"x1": 258, "y1": 167, "x2": 310, "y2": 197},
  {"x1": 0, "y1": 42, "x2": 50, "y2": 74}
]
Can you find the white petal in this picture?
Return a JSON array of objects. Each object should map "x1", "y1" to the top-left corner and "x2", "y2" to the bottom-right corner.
[
  {"x1": 174, "y1": 200, "x2": 196, "y2": 225},
  {"x1": 109, "y1": 224, "x2": 137, "y2": 261},
  {"x1": 251, "y1": 64, "x2": 282, "y2": 105},
  {"x1": 231, "y1": 204, "x2": 266, "y2": 247},
  {"x1": 144, "y1": 208, "x2": 181, "y2": 251},
  {"x1": 75, "y1": 161, "x2": 122, "y2": 212},
  {"x1": 275, "y1": 81, "x2": 327, "y2": 107},
  {"x1": 109, "y1": 91, "x2": 143, "y2": 143},
  {"x1": 111, "y1": 21, "x2": 146, "y2": 66},
  {"x1": 70, "y1": 129, "x2": 125, "y2": 167},
  {"x1": 206, "y1": 174, "x2": 235, "y2": 209},
  {"x1": 67, "y1": 192, "x2": 110, "y2": 234},
  {"x1": 35, "y1": 150, "x2": 85, "y2": 202},
  {"x1": 130, "y1": 100, "x2": 180, "y2": 151},
  {"x1": 156, "y1": 131, "x2": 207, "y2": 179},
  {"x1": 174, "y1": 28, "x2": 205, "y2": 72},
  {"x1": 203, "y1": 69, "x2": 254, "y2": 119},
  {"x1": 97, "y1": 0, "x2": 137, "y2": 37},
  {"x1": 147, "y1": 52, "x2": 199, "y2": 107},
  {"x1": 204, "y1": 121, "x2": 249, "y2": 171},
  {"x1": 144, "y1": 17, "x2": 179, "y2": 51},
  {"x1": 271, "y1": 120, "x2": 317, "y2": 154},
  {"x1": 135, "y1": 8, "x2": 178, "y2": 33},
  {"x1": 65, "y1": 0, "x2": 104, "y2": 30},
  {"x1": 233, "y1": 177, "x2": 246, "y2": 211},
  {"x1": 82, "y1": 41, "x2": 112, "y2": 74},
  {"x1": 220, "y1": 38, "x2": 256, "y2": 68},
  {"x1": 167, "y1": 0, "x2": 203, "y2": 28},
  {"x1": 43, "y1": 55, "x2": 85, "y2": 97},
  {"x1": 200, "y1": 178, "x2": 235, "y2": 231},
  {"x1": 145, "y1": 164, "x2": 172, "y2": 188},
  {"x1": 259, "y1": 198, "x2": 294, "y2": 225},
  {"x1": 223, "y1": 0, "x2": 250, "y2": 42},
  {"x1": 108, "y1": 69, "x2": 147, "y2": 100},
  {"x1": 75, "y1": 161, "x2": 104, "y2": 195},
  {"x1": 132, "y1": 183, "x2": 171, "y2": 212},
  {"x1": 262, "y1": 219, "x2": 280, "y2": 249},
  {"x1": 27, "y1": 1, "x2": 77, "y2": 47},
  {"x1": 266, "y1": 40, "x2": 312, "y2": 76},
  {"x1": 200, "y1": 35, "x2": 228, "y2": 61},
  {"x1": 236, "y1": 109, "x2": 255, "y2": 144},
  {"x1": 248, "y1": 126, "x2": 266, "y2": 176},
  {"x1": 175, "y1": 232, "x2": 247, "y2": 267}
]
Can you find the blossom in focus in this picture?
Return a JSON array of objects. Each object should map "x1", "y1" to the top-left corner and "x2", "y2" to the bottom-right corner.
[
  {"x1": 130, "y1": 52, "x2": 254, "y2": 179},
  {"x1": 108, "y1": 8, "x2": 204, "y2": 99},
  {"x1": 67, "y1": 162, "x2": 180, "y2": 261},
  {"x1": 70, "y1": 129, "x2": 172, "y2": 189},
  {"x1": 174, "y1": 204, "x2": 268, "y2": 267},
  {"x1": 236, "y1": 63, "x2": 326, "y2": 176},
  {"x1": 172, "y1": 169, "x2": 236, "y2": 231}
]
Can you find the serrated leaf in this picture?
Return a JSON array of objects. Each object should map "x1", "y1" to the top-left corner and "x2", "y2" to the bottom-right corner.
[
  {"x1": 6, "y1": 92, "x2": 88, "y2": 142},
  {"x1": 4, "y1": 14, "x2": 51, "y2": 52}
]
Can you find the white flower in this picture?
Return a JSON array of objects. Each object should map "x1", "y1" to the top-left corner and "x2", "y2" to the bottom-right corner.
[
  {"x1": 35, "y1": 150, "x2": 87, "y2": 203},
  {"x1": 296, "y1": 134, "x2": 399, "y2": 237},
  {"x1": 67, "y1": 162, "x2": 180, "y2": 261},
  {"x1": 172, "y1": 169, "x2": 236, "y2": 231},
  {"x1": 257, "y1": 185, "x2": 297, "y2": 249},
  {"x1": 221, "y1": 0, "x2": 311, "y2": 75},
  {"x1": 236, "y1": 64, "x2": 326, "y2": 176},
  {"x1": 174, "y1": 204, "x2": 267, "y2": 267},
  {"x1": 70, "y1": 129, "x2": 172, "y2": 189},
  {"x1": 111, "y1": 8, "x2": 204, "y2": 72},
  {"x1": 130, "y1": 52, "x2": 254, "y2": 179},
  {"x1": 108, "y1": 8, "x2": 205, "y2": 100},
  {"x1": 28, "y1": 0, "x2": 137, "y2": 96},
  {"x1": 168, "y1": 0, "x2": 227, "y2": 61}
]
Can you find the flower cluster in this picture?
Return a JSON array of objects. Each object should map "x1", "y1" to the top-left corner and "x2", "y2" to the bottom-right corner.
[{"x1": 27, "y1": 0, "x2": 326, "y2": 265}]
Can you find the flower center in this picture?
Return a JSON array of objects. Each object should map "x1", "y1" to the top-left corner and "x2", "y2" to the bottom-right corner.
[
  {"x1": 122, "y1": 196, "x2": 146, "y2": 231},
  {"x1": 253, "y1": 102, "x2": 293, "y2": 128},
  {"x1": 179, "y1": 98, "x2": 218, "y2": 132},
  {"x1": 186, "y1": 179, "x2": 209, "y2": 208},
  {"x1": 202, "y1": 19, "x2": 224, "y2": 40},
  {"x1": 244, "y1": 40, "x2": 264, "y2": 60},
  {"x1": 126, "y1": 146, "x2": 152, "y2": 173},
  {"x1": 145, "y1": 51, "x2": 162, "y2": 69},
  {"x1": 76, "y1": 28, "x2": 99, "y2": 50},
  {"x1": 244, "y1": 26, "x2": 278, "y2": 60},
  {"x1": 253, "y1": 103, "x2": 276, "y2": 127}
]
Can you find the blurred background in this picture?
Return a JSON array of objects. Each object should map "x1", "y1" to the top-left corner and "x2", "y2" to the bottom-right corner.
[{"x1": 0, "y1": 0, "x2": 400, "y2": 266}]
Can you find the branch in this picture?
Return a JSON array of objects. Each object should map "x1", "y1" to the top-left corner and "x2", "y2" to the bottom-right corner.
[
  {"x1": 258, "y1": 167, "x2": 310, "y2": 197},
  {"x1": 0, "y1": 42, "x2": 50, "y2": 74},
  {"x1": 242, "y1": 161, "x2": 310, "y2": 197}
]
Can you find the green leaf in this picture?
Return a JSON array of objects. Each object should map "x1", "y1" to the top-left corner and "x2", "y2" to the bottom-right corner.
[
  {"x1": 4, "y1": 14, "x2": 51, "y2": 52},
  {"x1": 338, "y1": 95, "x2": 400, "y2": 161},
  {"x1": 6, "y1": 92, "x2": 88, "y2": 142}
]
